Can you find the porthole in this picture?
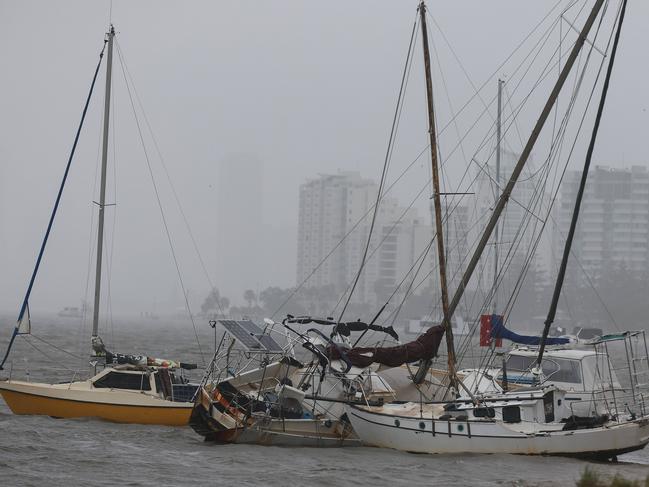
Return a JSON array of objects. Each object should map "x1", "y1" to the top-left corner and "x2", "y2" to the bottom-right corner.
[
  {"x1": 457, "y1": 424, "x2": 465, "y2": 432},
  {"x1": 419, "y1": 421, "x2": 426, "y2": 430},
  {"x1": 394, "y1": 419, "x2": 400, "y2": 427}
]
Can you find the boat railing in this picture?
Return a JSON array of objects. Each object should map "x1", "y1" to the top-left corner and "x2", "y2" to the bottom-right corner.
[
  {"x1": 171, "y1": 383, "x2": 199, "y2": 403},
  {"x1": 569, "y1": 388, "x2": 649, "y2": 420},
  {"x1": 4, "y1": 360, "x2": 90, "y2": 384},
  {"x1": 67, "y1": 370, "x2": 79, "y2": 389}
]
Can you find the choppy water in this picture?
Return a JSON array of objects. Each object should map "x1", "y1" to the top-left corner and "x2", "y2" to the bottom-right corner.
[{"x1": 1, "y1": 316, "x2": 649, "y2": 486}]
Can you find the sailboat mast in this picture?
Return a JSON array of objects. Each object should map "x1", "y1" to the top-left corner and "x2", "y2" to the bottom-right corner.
[
  {"x1": 91, "y1": 25, "x2": 115, "y2": 343},
  {"x1": 418, "y1": 1, "x2": 458, "y2": 387},
  {"x1": 493, "y1": 79, "x2": 503, "y2": 314},
  {"x1": 536, "y1": 0, "x2": 627, "y2": 367},
  {"x1": 443, "y1": 0, "x2": 605, "y2": 327}
]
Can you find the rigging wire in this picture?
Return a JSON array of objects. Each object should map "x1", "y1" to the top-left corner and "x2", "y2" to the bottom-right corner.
[
  {"x1": 501, "y1": 0, "x2": 614, "y2": 327},
  {"x1": 427, "y1": 13, "x2": 473, "y2": 327},
  {"x1": 434, "y1": 0, "x2": 579, "y2": 141},
  {"x1": 77, "y1": 86, "x2": 105, "y2": 366},
  {"x1": 336, "y1": 12, "x2": 420, "y2": 323},
  {"x1": 453, "y1": 0, "x2": 618, "y2": 380},
  {"x1": 0, "y1": 38, "x2": 108, "y2": 370},
  {"x1": 330, "y1": 169, "x2": 432, "y2": 317},
  {"x1": 114, "y1": 42, "x2": 206, "y2": 365},
  {"x1": 272, "y1": 1, "x2": 580, "y2": 317},
  {"x1": 30, "y1": 334, "x2": 85, "y2": 361},
  {"x1": 271, "y1": 143, "x2": 430, "y2": 319},
  {"x1": 114, "y1": 39, "x2": 224, "y2": 318},
  {"x1": 332, "y1": 1, "x2": 564, "y2": 321},
  {"x1": 547, "y1": 212, "x2": 620, "y2": 330},
  {"x1": 20, "y1": 336, "x2": 78, "y2": 373},
  {"x1": 537, "y1": 0, "x2": 625, "y2": 356},
  {"x1": 380, "y1": 0, "x2": 612, "y2": 378}
]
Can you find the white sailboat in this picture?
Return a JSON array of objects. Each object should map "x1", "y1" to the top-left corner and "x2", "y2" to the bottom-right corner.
[
  {"x1": 345, "y1": 0, "x2": 649, "y2": 459},
  {"x1": 0, "y1": 26, "x2": 198, "y2": 426}
]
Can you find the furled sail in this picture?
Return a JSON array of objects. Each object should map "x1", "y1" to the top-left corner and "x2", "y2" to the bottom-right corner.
[
  {"x1": 17, "y1": 304, "x2": 31, "y2": 335},
  {"x1": 104, "y1": 350, "x2": 197, "y2": 370},
  {"x1": 490, "y1": 315, "x2": 570, "y2": 346},
  {"x1": 329, "y1": 325, "x2": 445, "y2": 368}
]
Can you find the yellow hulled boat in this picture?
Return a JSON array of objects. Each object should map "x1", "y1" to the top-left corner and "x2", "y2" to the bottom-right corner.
[
  {"x1": 0, "y1": 25, "x2": 200, "y2": 426},
  {"x1": 0, "y1": 366, "x2": 193, "y2": 426}
]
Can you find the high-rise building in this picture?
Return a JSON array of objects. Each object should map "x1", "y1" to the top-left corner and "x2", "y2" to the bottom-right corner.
[
  {"x1": 296, "y1": 172, "x2": 432, "y2": 307},
  {"x1": 558, "y1": 165, "x2": 649, "y2": 278}
]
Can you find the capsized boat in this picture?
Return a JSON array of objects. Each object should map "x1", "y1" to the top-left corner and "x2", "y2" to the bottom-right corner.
[
  {"x1": 189, "y1": 317, "x2": 417, "y2": 445},
  {"x1": 0, "y1": 26, "x2": 201, "y2": 426}
]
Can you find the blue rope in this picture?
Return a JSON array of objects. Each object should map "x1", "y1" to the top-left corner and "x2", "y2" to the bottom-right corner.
[{"x1": 0, "y1": 38, "x2": 108, "y2": 370}]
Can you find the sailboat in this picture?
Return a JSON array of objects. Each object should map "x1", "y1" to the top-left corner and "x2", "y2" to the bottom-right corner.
[
  {"x1": 342, "y1": 0, "x2": 649, "y2": 459},
  {"x1": 189, "y1": 317, "x2": 403, "y2": 445},
  {"x1": 0, "y1": 26, "x2": 198, "y2": 426}
]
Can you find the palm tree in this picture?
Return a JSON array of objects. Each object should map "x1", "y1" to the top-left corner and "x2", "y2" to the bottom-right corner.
[
  {"x1": 219, "y1": 297, "x2": 230, "y2": 313},
  {"x1": 244, "y1": 289, "x2": 257, "y2": 308}
]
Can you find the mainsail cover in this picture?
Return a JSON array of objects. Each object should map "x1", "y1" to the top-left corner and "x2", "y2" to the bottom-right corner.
[
  {"x1": 329, "y1": 325, "x2": 445, "y2": 368},
  {"x1": 490, "y1": 315, "x2": 570, "y2": 346}
]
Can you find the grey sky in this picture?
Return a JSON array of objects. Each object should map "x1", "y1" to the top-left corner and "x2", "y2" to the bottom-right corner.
[{"x1": 0, "y1": 1, "x2": 646, "y2": 318}]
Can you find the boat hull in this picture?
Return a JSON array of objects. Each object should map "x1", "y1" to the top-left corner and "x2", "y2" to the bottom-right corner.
[
  {"x1": 0, "y1": 380, "x2": 192, "y2": 426},
  {"x1": 348, "y1": 405, "x2": 649, "y2": 459},
  {"x1": 189, "y1": 389, "x2": 359, "y2": 447}
]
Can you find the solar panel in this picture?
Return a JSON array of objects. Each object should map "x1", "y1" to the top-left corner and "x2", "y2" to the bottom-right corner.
[
  {"x1": 219, "y1": 320, "x2": 264, "y2": 351},
  {"x1": 239, "y1": 320, "x2": 264, "y2": 335},
  {"x1": 255, "y1": 334, "x2": 284, "y2": 354}
]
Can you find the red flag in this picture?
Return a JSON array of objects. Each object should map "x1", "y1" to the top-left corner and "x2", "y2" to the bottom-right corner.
[{"x1": 480, "y1": 314, "x2": 503, "y2": 347}]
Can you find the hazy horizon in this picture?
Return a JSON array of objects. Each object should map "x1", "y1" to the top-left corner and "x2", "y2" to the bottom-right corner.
[{"x1": 1, "y1": 0, "x2": 647, "y2": 325}]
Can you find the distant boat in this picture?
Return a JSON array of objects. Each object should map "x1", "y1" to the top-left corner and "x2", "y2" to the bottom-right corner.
[
  {"x1": 58, "y1": 306, "x2": 83, "y2": 318},
  {"x1": 0, "y1": 26, "x2": 198, "y2": 426}
]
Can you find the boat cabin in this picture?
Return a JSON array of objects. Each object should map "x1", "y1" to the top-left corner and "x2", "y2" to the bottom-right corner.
[
  {"x1": 502, "y1": 348, "x2": 620, "y2": 390},
  {"x1": 499, "y1": 348, "x2": 622, "y2": 417},
  {"x1": 91, "y1": 366, "x2": 197, "y2": 402}
]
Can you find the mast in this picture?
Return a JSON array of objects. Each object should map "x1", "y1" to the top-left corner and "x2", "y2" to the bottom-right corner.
[
  {"x1": 441, "y1": 0, "x2": 605, "y2": 332},
  {"x1": 417, "y1": 1, "x2": 458, "y2": 389},
  {"x1": 0, "y1": 38, "x2": 108, "y2": 370},
  {"x1": 536, "y1": 0, "x2": 627, "y2": 368},
  {"x1": 91, "y1": 25, "x2": 115, "y2": 346},
  {"x1": 493, "y1": 79, "x2": 504, "y2": 314}
]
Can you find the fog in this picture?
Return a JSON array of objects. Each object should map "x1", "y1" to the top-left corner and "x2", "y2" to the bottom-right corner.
[{"x1": 0, "y1": 1, "x2": 647, "y2": 336}]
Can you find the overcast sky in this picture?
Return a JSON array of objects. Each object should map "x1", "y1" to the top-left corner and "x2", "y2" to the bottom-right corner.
[{"x1": 0, "y1": 1, "x2": 646, "y2": 320}]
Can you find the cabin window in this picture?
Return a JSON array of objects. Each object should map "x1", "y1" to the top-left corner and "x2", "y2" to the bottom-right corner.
[
  {"x1": 506, "y1": 355, "x2": 536, "y2": 373},
  {"x1": 542, "y1": 359, "x2": 581, "y2": 384},
  {"x1": 473, "y1": 407, "x2": 495, "y2": 418},
  {"x1": 93, "y1": 371, "x2": 151, "y2": 391},
  {"x1": 502, "y1": 406, "x2": 521, "y2": 423},
  {"x1": 505, "y1": 355, "x2": 582, "y2": 384},
  {"x1": 543, "y1": 392, "x2": 555, "y2": 422}
]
